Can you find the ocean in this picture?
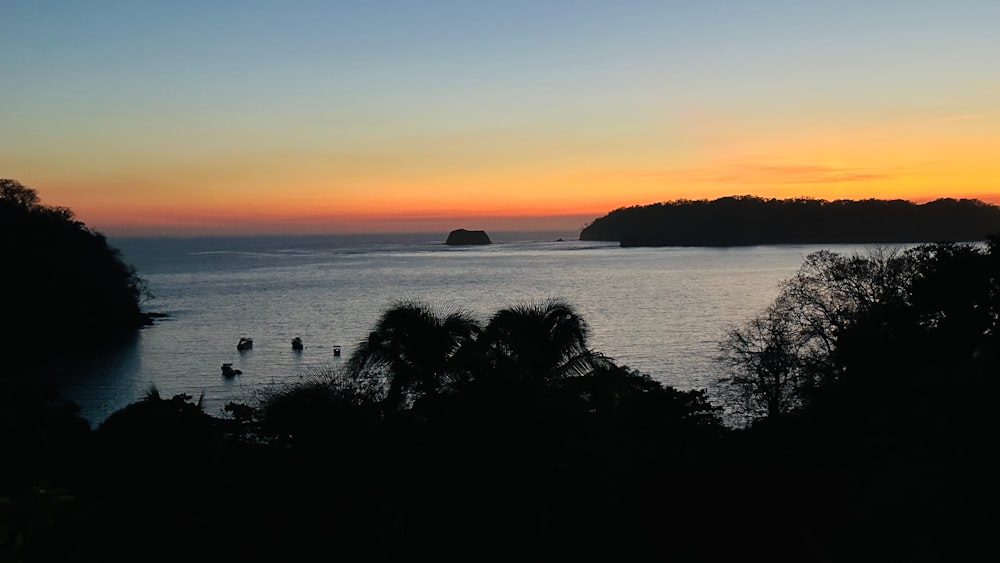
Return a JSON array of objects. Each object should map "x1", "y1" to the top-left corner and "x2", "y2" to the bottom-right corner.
[{"x1": 55, "y1": 232, "x2": 873, "y2": 426}]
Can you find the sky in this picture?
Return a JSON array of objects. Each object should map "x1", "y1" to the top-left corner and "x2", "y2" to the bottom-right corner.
[{"x1": 3, "y1": 1, "x2": 1000, "y2": 236}]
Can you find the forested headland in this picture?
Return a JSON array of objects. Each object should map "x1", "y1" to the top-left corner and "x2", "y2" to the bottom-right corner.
[
  {"x1": 3, "y1": 182, "x2": 1000, "y2": 561},
  {"x1": 579, "y1": 195, "x2": 1000, "y2": 246},
  {"x1": 0, "y1": 179, "x2": 151, "y2": 369}
]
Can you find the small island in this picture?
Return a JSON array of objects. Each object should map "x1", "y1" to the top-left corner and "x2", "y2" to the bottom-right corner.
[{"x1": 445, "y1": 228, "x2": 492, "y2": 245}]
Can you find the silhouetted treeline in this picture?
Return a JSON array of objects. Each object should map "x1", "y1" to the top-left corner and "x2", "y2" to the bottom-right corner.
[
  {"x1": 579, "y1": 195, "x2": 1000, "y2": 246},
  {"x1": 716, "y1": 240, "x2": 1000, "y2": 560},
  {"x1": 0, "y1": 179, "x2": 149, "y2": 370}
]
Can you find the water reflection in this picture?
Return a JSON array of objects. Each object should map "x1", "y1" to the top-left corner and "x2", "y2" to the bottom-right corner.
[{"x1": 54, "y1": 331, "x2": 146, "y2": 427}]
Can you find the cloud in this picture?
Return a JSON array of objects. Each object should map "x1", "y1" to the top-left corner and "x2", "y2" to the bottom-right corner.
[
  {"x1": 634, "y1": 160, "x2": 902, "y2": 185},
  {"x1": 716, "y1": 163, "x2": 895, "y2": 184}
]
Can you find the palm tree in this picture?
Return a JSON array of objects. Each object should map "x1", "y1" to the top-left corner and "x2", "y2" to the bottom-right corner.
[
  {"x1": 483, "y1": 298, "x2": 595, "y2": 384},
  {"x1": 348, "y1": 300, "x2": 481, "y2": 410}
]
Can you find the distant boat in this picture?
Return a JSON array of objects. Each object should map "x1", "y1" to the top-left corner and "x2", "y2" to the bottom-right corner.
[
  {"x1": 292, "y1": 337, "x2": 303, "y2": 351},
  {"x1": 237, "y1": 337, "x2": 253, "y2": 351},
  {"x1": 333, "y1": 345, "x2": 341, "y2": 357},
  {"x1": 221, "y1": 363, "x2": 242, "y2": 377}
]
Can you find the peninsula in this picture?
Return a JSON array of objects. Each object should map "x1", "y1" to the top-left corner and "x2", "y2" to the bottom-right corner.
[{"x1": 580, "y1": 196, "x2": 1000, "y2": 246}]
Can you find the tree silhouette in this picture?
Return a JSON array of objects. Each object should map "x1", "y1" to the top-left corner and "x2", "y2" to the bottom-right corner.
[
  {"x1": 777, "y1": 247, "x2": 916, "y2": 383},
  {"x1": 0, "y1": 178, "x2": 41, "y2": 208},
  {"x1": 483, "y1": 298, "x2": 595, "y2": 384},
  {"x1": 347, "y1": 300, "x2": 481, "y2": 410},
  {"x1": 718, "y1": 247, "x2": 919, "y2": 423},
  {"x1": 0, "y1": 179, "x2": 150, "y2": 369},
  {"x1": 717, "y1": 304, "x2": 806, "y2": 424}
]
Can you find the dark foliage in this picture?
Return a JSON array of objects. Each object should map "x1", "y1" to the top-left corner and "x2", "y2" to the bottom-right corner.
[
  {"x1": 482, "y1": 298, "x2": 594, "y2": 384},
  {"x1": 348, "y1": 300, "x2": 481, "y2": 410},
  {"x1": 580, "y1": 195, "x2": 1000, "y2": 246},
  {"x1": 5, "y1": 244, "x2": 1000, "y2": 561},
  {"x1": 718, "y1": 240, "x2": 1000, "y2": 561},
  {"x1": 0, "y1": 179, "x2": 150, "y2": 370}
]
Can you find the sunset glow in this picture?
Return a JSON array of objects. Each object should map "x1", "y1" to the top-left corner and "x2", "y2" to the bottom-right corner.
[{"x1": 4, "y1": 1, "x2": 999, "y2": 236}]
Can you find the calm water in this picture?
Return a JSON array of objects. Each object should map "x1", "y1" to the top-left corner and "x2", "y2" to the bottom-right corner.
[{"x1": 56, "y1": 232, "x2": 870, "y2": 425}]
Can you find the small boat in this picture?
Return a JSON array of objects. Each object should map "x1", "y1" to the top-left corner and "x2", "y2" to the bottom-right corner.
[
  {"x1": 292, "y1": 337, "x2": 303, "y2": 351},
  {"x1": 221, "y1": 363, "x2": 242, "y2": 377},
  {"x1": 333, "y1": 345, "x2": 341, "y2": 357},
  {"x1": 237, "y1": 337, "x2": 253, "y2": 351}
]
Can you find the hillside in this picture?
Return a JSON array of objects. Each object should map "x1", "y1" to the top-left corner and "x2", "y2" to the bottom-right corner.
[
  {"x1": 579, "y1": 196, "x2": 1000, "y2": 246},
  {"x1": 0, "y1": 179, "x2": 150, "y2": 370}
]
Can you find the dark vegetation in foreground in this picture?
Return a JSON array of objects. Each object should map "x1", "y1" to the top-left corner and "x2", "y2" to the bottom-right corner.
[
  {"x1": 580, "y1": 194, "x2": 1000, "y2": 246},
  {"x1": 0, "y1": 179, "x2": 151, "y2": 368},
  {"x1": 2, "y1": 183, "x2": 999, "y2": 561}
]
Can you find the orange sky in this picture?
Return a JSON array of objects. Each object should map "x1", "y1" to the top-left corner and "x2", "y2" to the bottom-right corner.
[
  {"x1": 28, "y1": 108, "x2": 999, "y2": 236},
  {"x1": 4, "y1": 2, "x2": 1000, "y2": 236}
]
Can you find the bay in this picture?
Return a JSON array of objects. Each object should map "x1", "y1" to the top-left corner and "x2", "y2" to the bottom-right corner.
[{"x1": 56, "y1": 232, "x2": 872, "y2": 425}]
